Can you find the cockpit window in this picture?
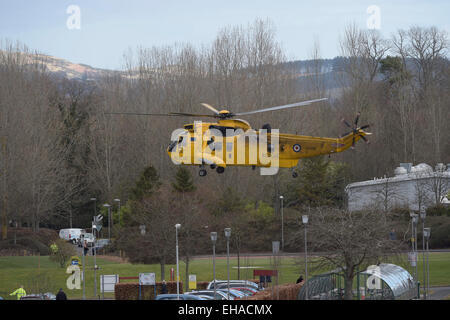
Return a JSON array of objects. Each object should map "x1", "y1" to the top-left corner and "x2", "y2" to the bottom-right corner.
[{"x1": 209, "y1": 125, "x2": 238, "y2": 137}]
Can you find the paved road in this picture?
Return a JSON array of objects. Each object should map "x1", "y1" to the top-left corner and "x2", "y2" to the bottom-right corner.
[{"x1": 428, "y1": 286, "x2": 450, "y2": 300}]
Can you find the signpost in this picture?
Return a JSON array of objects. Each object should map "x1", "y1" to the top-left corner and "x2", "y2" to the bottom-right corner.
[
  {"x1": 139, "y1": 273, "x2": 156, "y2": 300},
  {"x1": 189, "y1": 274, "x2": 197, "y2": 290},
  {"x1": 100, "y1": 274, "x2": 119, "y2": 299}
]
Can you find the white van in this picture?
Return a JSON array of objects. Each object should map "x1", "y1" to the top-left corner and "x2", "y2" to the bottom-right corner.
[{"x1": 59, "y1": 228, "x2": 86, "y2": 244}]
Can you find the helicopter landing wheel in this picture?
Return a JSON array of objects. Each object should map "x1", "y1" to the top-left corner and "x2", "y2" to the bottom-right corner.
[
  {"x1": 292, "y1": 171, "x2": 298, "y2": 178},
  {"x1": 216, "y1": 166, "x2": 225, "y2": 174},
  {"x1": 199, "y1": 169, "x2": 207, "y2": 177},
  {"x1": 210, "y1": 164, "x2": 217, "y2": 170}
]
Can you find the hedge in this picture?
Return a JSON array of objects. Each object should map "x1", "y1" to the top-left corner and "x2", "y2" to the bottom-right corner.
[
  {"x1": 115, "y1": 281, "x2": 184, "y2": 300},
  {"x1": 245, "y1": 282, "x2": 303, "y2": 300}
]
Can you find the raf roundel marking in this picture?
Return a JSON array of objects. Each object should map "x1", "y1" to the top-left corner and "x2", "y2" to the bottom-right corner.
[{"x1": 293, "y1": 144, "x2": 301, "y2": 153}]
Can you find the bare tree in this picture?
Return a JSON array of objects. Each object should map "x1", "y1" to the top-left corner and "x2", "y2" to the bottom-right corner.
[{"x1": 305, "y1": 207, "x2": 405, "y2": 300}]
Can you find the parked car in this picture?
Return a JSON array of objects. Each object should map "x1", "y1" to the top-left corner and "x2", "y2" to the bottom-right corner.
[
  {"x1": 207, "y1": 280, "x2": 259, "y2": 290},
  {"x1": 93, "y1": 239, "x2": 110, "y2": 254},
  {"x1": 20, "y1": 295, "x2": 44, "y2": 300},
  {"x1": 233, "y1": 287, "x2": 258, "y2": 296},
  {"x1": 214, "y1": 282, "x2": 259, "y2": 292},
  {"x1": 80, "y1": 232, "x2": 95, "y2": 247},
  {"x1": 59, "y1": 228, "x2": 86, "y2": 244},
  {"x1": 42, "y1": 292, "x2": 56, "y2": 300},
  {"x1": 185, "y1": 290, "x2": 231, "y2": 300},
  {"x1": 155, "y1": 294, "x2": 205, "y2": 300},
  {"x1": 20, "y1": 292, "x2": 56, "y2": 300},
  {"x1": 221, "y1": 289, "x2": 248, "y2": 299}
]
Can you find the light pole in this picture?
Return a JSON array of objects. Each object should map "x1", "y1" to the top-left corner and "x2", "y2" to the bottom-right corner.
[
  {"x1": 423, "y1": 227, "x2": 431, "y2": 300},
  {"x1": 420, "y1": 209, "x2": 426, "y2": 299},
  {"x1": 302, "y1": 214, "x2": 309, "y2": 300},
  {"x1": 114, "y1": 198, "x2": 121, "y2": 227},
  {"x1": 103, "y1": 204, "x2": 111, "y2": 241},
  {"x1": 224, "y1": 228, "x2": 231, "y2": 300},
  {"x1": 92, "y1": 225, "x2": 98, "y2": 298},
  {"x1": 280, "y1": 196, "x2": 284, "y2": 251},
  {"x1": 210, "y1": 232, "x2": 217, "y2": 299},
  {"x1": 175, "y1": 223, "x2": 181, "y2": 300},
  {"x1": 410, "y1": 212, "x2": 419, "y2": 292},
  {"x1": 91, "y1": 197, "x2": 98, "y2": 298},
  {"x1": 272, "y1": 241, "x2": 280, "y2": 299}
]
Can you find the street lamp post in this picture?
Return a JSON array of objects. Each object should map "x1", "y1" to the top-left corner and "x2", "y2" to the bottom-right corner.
[
  {"x1": 423, "y1": 227, "x2": 431, "y2": 300},
  {"x1": 175, "y1": 224, "x2": 181, "y2": 300},
  {"x1": 90, "y1": 198, "x2": 97, "y2": 298},
  {"x1": 302, "y1": 215, "x2": 309, "y2": 300},
  {"x1": 114, "y1": 198, "x2": 121, "y2": 227},
  {"x1": 103, "y1": 204, "x2": 111, "y2": 240},
  {"x1": 272, "y1": 241, "x2": 280, "y2": 299},
  {"x1": 420, "y1": 209, "x2": 426, "y2": 299},
  {"x1": 210, "y1": 232, "x2": 217, "y2": 299},
  {"x1": 280, "y1": 196, "x2": 284, "y2": 251},
  {"x1": 410, "y1": 212, "x2": 419, "y2": 293},
  {"x1": 224, "y1": 228, "x2": 231, "y2": 300}
]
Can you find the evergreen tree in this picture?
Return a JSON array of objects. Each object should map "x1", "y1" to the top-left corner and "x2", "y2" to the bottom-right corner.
[
  {"x1": 172, "y1": 167, "x2": 196, "y2": 193},
  {"x1": 130, "y1": 165, "x2": 161, "y2": 201},
  {"x1": 293, "y1": 156, "x2": 350, "y2": 208}
]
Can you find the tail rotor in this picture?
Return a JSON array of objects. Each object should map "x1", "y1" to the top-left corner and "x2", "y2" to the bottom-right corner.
[{"x1": 340, "y1": 112, "x2": 371, "y2": 149}]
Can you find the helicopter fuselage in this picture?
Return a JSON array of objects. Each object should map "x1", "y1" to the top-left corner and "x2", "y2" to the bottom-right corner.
[{"x1": 167, "y1": 119, "x2": 368, "y2": 169}]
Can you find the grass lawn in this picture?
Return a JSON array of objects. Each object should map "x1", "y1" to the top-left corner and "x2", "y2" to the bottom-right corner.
[{"x1": 0, "y1": 252, "x2": 449, "y2": 300}]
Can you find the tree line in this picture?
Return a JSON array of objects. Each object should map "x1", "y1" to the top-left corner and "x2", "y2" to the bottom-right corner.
[{"x1": 0, "y1": 20, "x2": 448, "y2": 243}]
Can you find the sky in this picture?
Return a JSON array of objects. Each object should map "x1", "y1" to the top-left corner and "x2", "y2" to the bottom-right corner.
[{"x1": 0, "y1": 0, "x2": 449, "y2": 70}]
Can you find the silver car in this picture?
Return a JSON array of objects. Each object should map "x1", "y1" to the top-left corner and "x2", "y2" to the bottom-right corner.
[{"x1": 186, "y1": 290, "x2": 231, "y2": 300}]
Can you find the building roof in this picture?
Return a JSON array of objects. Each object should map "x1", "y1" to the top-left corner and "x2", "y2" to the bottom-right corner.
[{"x1": 346, "y1": 163, "x2": 450, "y2": 190}]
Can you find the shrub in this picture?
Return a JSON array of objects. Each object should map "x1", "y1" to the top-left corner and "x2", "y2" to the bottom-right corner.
[
  {"x1": 14, "y1": 237, "x2": 50, "y2": 255},
  {"x1": 49, "y1": 239, "x2": 76, "y2": 267},
  {"x1": 426, "y1": 205, "x2": 450, "y2": 217},
  {"x1": 246, "y1": 282, "x2": 303, "y2": 300},
  {"x1": 115, "y1": 281, "x2": 183, "y2": 300}
]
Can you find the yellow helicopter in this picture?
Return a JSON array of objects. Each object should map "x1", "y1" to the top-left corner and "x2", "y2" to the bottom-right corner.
[{"x1": 109, "y1": 98, "x2": 371, "y2": 177}]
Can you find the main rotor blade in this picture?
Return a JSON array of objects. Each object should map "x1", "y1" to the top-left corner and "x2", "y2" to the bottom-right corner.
[
  {"x1": 200, "y1": 103, "x2": 220, "y2": 115},
  {"x1": 105, "y1": 112, "x2": 215, "y2": 118},
  {"x1": 105, "y1": 112, "x2": 182, "y2": 117},
  {"x1": 168, "y1": 112, "x2": 218, "y2": 118},
  {"x1": 234, "y1": 98, "x2": 327, "y2": 116}
]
